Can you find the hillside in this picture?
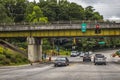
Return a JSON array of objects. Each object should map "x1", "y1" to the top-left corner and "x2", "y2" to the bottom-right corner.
[{"x1": 0, "y1": 46, "x2": 29, "y2": 66}]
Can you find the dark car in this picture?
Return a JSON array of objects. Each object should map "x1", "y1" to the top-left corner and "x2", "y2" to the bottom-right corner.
[
  {"x1": 54, "y1": 57, "x2": 69, "y2": 67},
  {"x1": 83, "y1": 54, "x2": 91, "y2": 62},
  {"x1": 94, "y1": 54, "x2": 106, "y2": 65}
]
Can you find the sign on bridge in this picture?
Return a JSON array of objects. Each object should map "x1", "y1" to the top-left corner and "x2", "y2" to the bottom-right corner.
[{"x1": 81, "y1": 23, "x2": 87, "y2": 32}]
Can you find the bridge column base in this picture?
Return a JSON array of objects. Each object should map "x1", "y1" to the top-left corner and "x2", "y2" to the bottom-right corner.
[{"x1": 27, "y1": 37, "x2": 42, "y2": 63}]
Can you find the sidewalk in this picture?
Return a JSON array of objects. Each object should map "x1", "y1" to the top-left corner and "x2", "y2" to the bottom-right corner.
[{"x1": 0, "y1": 64, "x2": 31, "y2": 69}]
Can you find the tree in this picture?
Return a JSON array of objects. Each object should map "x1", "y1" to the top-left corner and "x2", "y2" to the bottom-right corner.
[
  {"x1": 25, "y1": 5, "x2": 48, "y2": 23},
  {"x1": 13, "y1": 0, "x2": 28, "y2": 22},
  {"x1": 40, "y1": 1, "x2": 59, "y2": 21},
  {"x1": 2, "y1": 0, "x2": 28, "y2": 22},
  {"x1": 0, "y1": 0, "x2": 103, "y2": 22},
  {"x1": 92, "y1": 12, "x2": 103, "y2": 20},
  {"x1": 0, "y1": 4, "x2": 12, "y2": 23},
  {"x1": 85, "y1": 6, "x2": 103, "y2": 20},
  {"x1": 85, "y1": 6, "x2": 94, "y2": 20},
  {"x1": 68, "y1": 2, "x2": 84, "y2": 20},
  {"x1": 58, "y1": 0, "x2": 70, "y2": 20}
]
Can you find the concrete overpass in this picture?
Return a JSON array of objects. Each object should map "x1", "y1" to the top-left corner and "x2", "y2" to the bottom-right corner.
[
  {"x1": 0, "y1": 22, "x2": 120, "y2": 37},
  {"x1": 0, "y1": 22, "x2": 120, "y2": 62}
]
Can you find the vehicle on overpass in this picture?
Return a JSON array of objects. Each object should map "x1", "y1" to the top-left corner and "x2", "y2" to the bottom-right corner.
[{"x1": 54, "y1": 57, "x2": 69, "y2": 67}]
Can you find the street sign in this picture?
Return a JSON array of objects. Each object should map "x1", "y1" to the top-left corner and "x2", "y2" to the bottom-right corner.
[
  {"x1": 81, "y1": 23, "x2": 87, "y2": 32},
  {"x1": 98, "y1": 41, "x2": 105, "y2": 45}
]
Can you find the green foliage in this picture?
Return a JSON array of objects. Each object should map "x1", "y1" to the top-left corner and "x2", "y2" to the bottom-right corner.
[
  {"x1": 42, "y1": 38, "x2": 51, "y2": 52},
  {"x1": 0, "y1": 4, "x2": 13, "y2": 23},
  {"x1": 0, "y1": 54, "x2": 6, "y2": 60},
  {"x1": 69, "y1": 3, "x2": 84, "y2": 20},
  {"x1": 0, "y1": 46, "x2": 29, "y2": 66},
  {"x1": 25, "y1": 5, "x2": 48, "y2": 23},
  {"x1": 115, "y1": 50, "x2": 120, "y2": 55},
  {"x1": 0, "y1": 0, "x2": 103, "y2": 23},
  {"x1": 2, "y1": 0, "x2": 28, "y2": 22},
  {"x1": 39, "y1": 17, "x2": 48, "y2": 23},
  {"x1": 38, "y1": 1, "x2": 103, "y2": 21}
]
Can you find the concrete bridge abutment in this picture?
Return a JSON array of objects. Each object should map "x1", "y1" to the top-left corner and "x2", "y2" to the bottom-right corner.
[{"x1": 27, "y1": 37, "x2": 42, "y2": 62}]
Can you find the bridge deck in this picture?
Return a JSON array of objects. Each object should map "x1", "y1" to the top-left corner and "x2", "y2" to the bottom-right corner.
[
  {"x1": 0, "y1": 23, "x2": 120, "y2": 31},
  {"x1": 0, "y1": 23, "x2": 120, "y2": 37}
]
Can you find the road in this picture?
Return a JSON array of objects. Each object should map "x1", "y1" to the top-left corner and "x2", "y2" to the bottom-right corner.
[{"x1": 0, "y1": 49, "x2": 120, "y2": 80}]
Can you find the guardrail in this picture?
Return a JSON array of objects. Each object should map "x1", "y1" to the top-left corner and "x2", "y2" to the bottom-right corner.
[
  {"x1": 0, "y1": 24, "x2": 119, "y2": 32},
  {"x1": 0, "y1": 21, "x2": 119, "y2": 31},
  {"x1": 0, "y1": 21, "x2": 119, "y2": 26}
]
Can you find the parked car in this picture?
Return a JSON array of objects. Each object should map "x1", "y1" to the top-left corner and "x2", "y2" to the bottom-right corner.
[
  {"x1": 54, "y1": 57, "x2": 69, "y2": 67},
  {"x1": 83, "y1": 54, "x2": 91, "y2": 62},
  {"x1": 77, "y1": 51, "x2": 80, "y2": 56},
  {"x1": 80, "y1": 52, "x2": 85, "y2": 57},
  {"x1": 89, "y1": 51, "x2": 93, "y2": 55},
  {"x1": 94, "y1": 54, "x2": 106, "y2": 65},
  {"x1": 70, "y1": 51, "x2": 78, "y2": 57}
]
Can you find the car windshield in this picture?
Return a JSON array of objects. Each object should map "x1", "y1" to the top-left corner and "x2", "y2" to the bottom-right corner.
[
  {"x1": 96, "y1": 55, "x2": 104, "y2": 58},
  {"x1": 84, "y1": 54, "x2": 90, "y2": 57},
  {"x1": 95, "y1": 54, "x2": 102, "y2": 56},
  {"x1": 71, "y1": 51, "x2": 77, "y2": 53},
  {"x1": 55, "y1": 58, "x2": 66, "y2": 61}
]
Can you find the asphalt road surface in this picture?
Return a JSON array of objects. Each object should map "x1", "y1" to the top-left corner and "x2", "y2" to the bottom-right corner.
[{"x1": 0, "y1": 49, "x2": 120, "y2": 80}]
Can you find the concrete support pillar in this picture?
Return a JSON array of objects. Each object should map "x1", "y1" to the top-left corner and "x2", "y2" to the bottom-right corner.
[
  {"x1": 37, "y1": 39, "x2": 43, "y2": 61},
  {"x1": 27, "y1": 37, "x2": 42, "y2": 62}
]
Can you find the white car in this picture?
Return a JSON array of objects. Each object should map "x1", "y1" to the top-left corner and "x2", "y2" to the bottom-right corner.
[
  {"x1": 89, "y1": 51, "x2": 93, "y2": 55},
  {"x1": 70, "y1": 51, "x2": 78, "y2": 57},
  {"x1": 80, "y1": 52, "x2": 85, "y2": 57}
]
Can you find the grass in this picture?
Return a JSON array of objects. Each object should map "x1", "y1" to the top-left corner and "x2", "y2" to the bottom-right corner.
[
  {"x1": 59, "y1": 50, "x2": 70, "y2": 56},
  {"x1": 0, "y1": 46, "x2": 29, "y2": 66}
]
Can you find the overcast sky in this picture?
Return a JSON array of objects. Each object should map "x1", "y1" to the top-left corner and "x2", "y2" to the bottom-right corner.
[{"x1": 29, "y1": 0, "x2": 120, "y2": 20}]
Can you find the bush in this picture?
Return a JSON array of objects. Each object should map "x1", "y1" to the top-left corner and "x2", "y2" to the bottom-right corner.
[
  {"x1": 0, "y1": 54, "x2": 6, "y2": 60},
  {"x1": 1, "y1": 58, "x2": 11, "y2": 65},
  {"x1": 0, "y1": 46, "x2": 29, "y2": 65},
  {"x1": 0, "y1": 54, "x2": 11, "y2": 65},
  {"x1": 116, "y1": 50, "x2": 120, "y2": 55}
]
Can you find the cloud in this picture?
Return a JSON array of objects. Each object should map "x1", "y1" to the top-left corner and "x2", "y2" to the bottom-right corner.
[
  {"x1": 68, "y1": 0, "x2": 120, "y2": 20},
  {"x1": 107, "y1": 16, "x2": 120, "y2": 21}
]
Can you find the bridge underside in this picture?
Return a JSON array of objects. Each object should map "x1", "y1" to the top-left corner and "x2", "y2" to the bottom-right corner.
[
  {"x1": 0, "y1": 28, "x2": 120, "y2": 62},
  {"x1": 0, "y1": 29, "x2": 120, "y2": 37}
]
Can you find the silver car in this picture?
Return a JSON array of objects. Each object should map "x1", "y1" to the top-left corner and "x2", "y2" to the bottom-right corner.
[{"x1": 94, "y1": 54, "x2": 106, "y2": 65}]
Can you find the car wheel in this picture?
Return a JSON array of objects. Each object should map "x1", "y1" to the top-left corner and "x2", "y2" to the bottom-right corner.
[
  {"x1": 65, "y1": 64, "x2": 67, "y2": 66},
  {"x1": 83, "y1": 59, "x2": 85, "y2": 62},
  {"x1": 104, "y1": 63, "x2": 106, "y2": 65},
  {"x1": 54, "y1": 64, "x2": 57, "y2": 67}
]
